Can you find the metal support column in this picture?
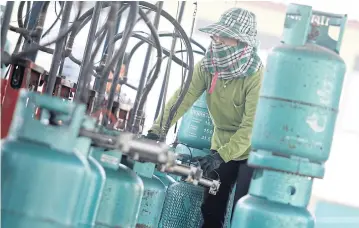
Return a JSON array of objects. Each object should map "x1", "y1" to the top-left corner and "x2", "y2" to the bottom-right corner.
[
  {"x1": 1, "y1": 2, "x2": 14, "y2": 53},
  {"x1": 45, "y1": 2, "x2": 73, "y2": 95},
  {"x1": 22, "y1": 1, "x2": 47, "y2": 61},
  {"x1": 74, "y1": 2, "x2": 102, "y2": 103},
  {"x1": 127, "y1": 1, "x2": 164, "y2": 131},
  {"x1": 94, "y1": 2, "x2": 120, "y2": 112},
  {"x1": 154, "y1": 2, "x2": 186, "y2": 129}
]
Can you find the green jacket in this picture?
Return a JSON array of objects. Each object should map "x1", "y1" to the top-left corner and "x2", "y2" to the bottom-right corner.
[{"x1": 150, "y1": 61, "x2": 263, "y2": 163}]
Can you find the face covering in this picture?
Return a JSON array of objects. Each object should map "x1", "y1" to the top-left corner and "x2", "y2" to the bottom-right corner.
[{"x1": 201, "y1": 41, "x2": 263, "y2": 93}]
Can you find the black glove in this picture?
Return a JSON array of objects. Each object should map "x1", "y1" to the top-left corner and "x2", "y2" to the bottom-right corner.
[
  {"x1": 190, "y1": 151, "x2": 224, "y2": 176},
  {"x1": 144, "y1": 131, "x2": 160, "y2": 141}
]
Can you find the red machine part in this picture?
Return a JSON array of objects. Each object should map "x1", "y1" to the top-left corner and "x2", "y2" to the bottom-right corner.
[
  {"x1": 1, "y1": 78, "x2": 8, "y2": 103},
  {"x1": 1, "y1": 60, "x2": 45, "y2": 138}
]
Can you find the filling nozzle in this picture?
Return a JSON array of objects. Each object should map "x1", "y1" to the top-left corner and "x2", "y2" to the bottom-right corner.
[
  {"x1": 79, "y1": 129, "x2": 221, "y2": 195},
  {"x1": 80, "y1": 129, "x2": 177, "y2": 166},
  {"x1": 159, "y1": 163, "x2": 221, "y2": 195}
]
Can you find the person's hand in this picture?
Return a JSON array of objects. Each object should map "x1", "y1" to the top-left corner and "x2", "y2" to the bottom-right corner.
[
  {"x1": 190, "y1": 151, "x2": 224, "y2": 175},
  {"x1": 144, "y1": 131, "x2": 160, "y2": 141}
]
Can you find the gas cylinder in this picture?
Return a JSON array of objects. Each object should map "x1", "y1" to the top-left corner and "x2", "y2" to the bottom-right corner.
[
  {"x1": 158, "y1": 93, "x2": 215, "y2": 228},
  {"x1": 74, "y1": 117, "x2": 106, "y2": 227},
  {"x1": 1, "y1": 90, "x2": 92, "y2": 227},
  {"x1": 175, "y1": 143, "x2": 211, "y2": 158},
  {"x1": 224, "y1": 185, "x2": 236, "y2": 228},
  {"x1": 159, "y1": 144, "x2": 237, "y2": 228},
  {"x1": 177, "y1": 92, "x2": 214, "y2": 150},
  {"x1": 159, "y1": 182, "x2": 204, "y2": 228},
  {"x1": 132, "y1": 161, "x2": 167, "y2": 228},
  {"x1": 159, "y1": 179, "x2": 235, "y2": 228},
  {"x1": 232, "y1": 4, "x2": 347, "y2": 228},
  {"x1": 91, "y1": 147, "x2": 144, "y2": 228}
]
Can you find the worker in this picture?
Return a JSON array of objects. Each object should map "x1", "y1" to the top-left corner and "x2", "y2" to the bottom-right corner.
[{"x1": 146, "y1": 8, "x2": 263, "y2": 228}]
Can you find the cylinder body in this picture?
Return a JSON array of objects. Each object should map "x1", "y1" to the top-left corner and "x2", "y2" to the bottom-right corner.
[
  {"x1": 177, "y1": 93, "x2": 214, "y2": 150},
  {"x1": 232, "y1": 4, "x2": 347, "y2": 228},
  {"x1": 92, "y1": 149, "x2": 144, "y2": 228},
  {"x1": 136, "y1": 175, "x2": 167, "y2": 228},
  {"x1": 1, "y1": 91, "x2": 92, "y2": 227},
  {"x1": 251, "y1": 43, "x2": 346, "y2": 163}
]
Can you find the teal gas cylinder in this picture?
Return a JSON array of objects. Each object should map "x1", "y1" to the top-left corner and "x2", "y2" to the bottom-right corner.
[
  {"x1": 1, "y1": 90, "x2": 92, "y2": 227},
  {"x1": 132, "y1": 161, "x2": 167, "y2": 228},
  {"x1": 224, "y1": 186, "x2": 236, "y2": 228},
  {"x1": 92, "y1": 147, "x2": 144, "y2": 228},
  {"x1": 177, "y1": 92, "x2": 214, "y2": 150},
  {"x1": 159, "y1": 144, "x2": 235, "y2": 228},
  {"x1": 251, "y1": 5, "x2": 347, "y2": 163},
  {"x1": 232, "y1": 4, "x2": 347, "y2": 228},
  {"x1": 159, "y1": 179, "x2": 235, "y2": 228},
  {"x1": 159, "y1": 182, "x2": 204, "y2": 228},
  {"x1": 232, "y1": 169, "x2": 315, "y2": 228},
  {"x1": 74, "y1": 117, "x2": 106, "y2": 227}
]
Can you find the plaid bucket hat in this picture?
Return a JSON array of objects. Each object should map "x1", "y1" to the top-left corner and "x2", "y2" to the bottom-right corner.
[{"x1": 199, "y1": 8, "x2": 258, "y2": 47}]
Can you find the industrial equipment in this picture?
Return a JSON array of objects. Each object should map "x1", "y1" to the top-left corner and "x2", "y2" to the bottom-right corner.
[
  {"x1": 132, "y1": 162, "x2": 167, "y2": 228},
  {"x1": 1, "y1": 90, "x2": 93, "y2": 227},
  {"x1": 232, "y1": 4, "x2": 347, "y2": 228},
  {"x1": 1, "y1": 59, "x2": 46, "y2": 138},
  {"x1": 177, "y1": 92, "x2": 214, "y2": 150},
  {"x1": 4, "y1": 1, "x2": 351, "y2": 228},
  {"x1": 91, "y1": 146, "x2": 144, "y2": 228},
  {"x1": 74, "y1": 117, "x2": 106, "y2": 227},
  {"x1": 159, "y1": 91, "x2": 230, "y2": 228}
]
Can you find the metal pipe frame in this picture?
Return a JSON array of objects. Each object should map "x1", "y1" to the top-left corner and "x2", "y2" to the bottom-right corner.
[
  {"x1": 157, "y1": 1, "x2": 186, "y2": 137},
  {"x1": 74, "y1": 2, "x2": 102, "y2": 103},
  {"x1": 94, "y1": 3, "x2": 125, "y2": 112},
  {"x1": 1, "y1": 2, "x2": 14, "y2": 54},
  {"x1": 127, "y1": 1, "x2": 164, "y2": 132},
  {"x1": 45, "y1": 1, "x2": 73, "y2": 95}
]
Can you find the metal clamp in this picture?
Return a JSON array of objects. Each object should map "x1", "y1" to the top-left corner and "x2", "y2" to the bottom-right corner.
[
  {"x1": 79, "y1": 129, "x2": 177, "y2": 166},
  {"x1": 159, "y1": 163, "x2": 221, "y2": 195}
]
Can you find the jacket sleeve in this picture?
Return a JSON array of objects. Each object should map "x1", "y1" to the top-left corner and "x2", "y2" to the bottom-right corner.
[
  {"x1": 149, "y1": 62, "x2": 207, "y2": 135},
  {"x1": 217, "y1": 69, "x2": 263, "y2": 162}
]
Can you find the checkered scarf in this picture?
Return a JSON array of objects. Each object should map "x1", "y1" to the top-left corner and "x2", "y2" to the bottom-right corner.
[{"x1": 201, "y1": 41, "x2": 262, "y2": 80}]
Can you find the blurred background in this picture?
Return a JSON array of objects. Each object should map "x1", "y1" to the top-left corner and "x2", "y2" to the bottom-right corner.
[{"x1": 2, "y1": 1, "x2": 359, "y2": 227}]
